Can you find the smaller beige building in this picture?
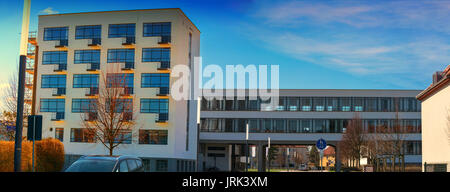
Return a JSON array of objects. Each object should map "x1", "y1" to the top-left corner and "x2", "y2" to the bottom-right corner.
[{"x1": 417, "y1": 65, "x2": 450, "y2": 172}]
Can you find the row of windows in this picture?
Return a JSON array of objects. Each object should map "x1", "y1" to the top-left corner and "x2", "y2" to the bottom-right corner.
[
  {"x1": 55, "y1": 128, "x2": 168, "y2": 145},
  {"x1": 202, "y1": 96, "x2": 421, "y2": 112},
  {"x1": 42, "y1": 73, "x2": 169, "y2": 89},
  {"x1": 42, "y1": 48, "x2": 170, "y2": 65},
  {"x1": 40, "y1": 98, "x2": 169, "y2": 114},
  {"x1": 200, "y1": 118, "x2": 422, "y2": 133},
  {"x1": 44, "y1": 23, "x2": 171, "y2": 41}
]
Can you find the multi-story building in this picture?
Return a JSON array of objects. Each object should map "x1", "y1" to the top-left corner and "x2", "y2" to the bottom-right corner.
[
  {"x1": 33, "y1": 8, "x2": 200, "y2": 172},
  {"x1": 417, "y1": 65, "x2": 450, "y2": 172},
  {"x1": 199, "y1": 89, "x2": 422, "y2": 172}
]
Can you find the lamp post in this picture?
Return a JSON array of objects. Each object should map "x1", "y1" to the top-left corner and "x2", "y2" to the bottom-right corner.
[
  {"x1": 267, "y1": 137, "x2": 270, "y2": 172},
  {"x1": 14, "y1": 0, "x2": 31, "y2": 172}
]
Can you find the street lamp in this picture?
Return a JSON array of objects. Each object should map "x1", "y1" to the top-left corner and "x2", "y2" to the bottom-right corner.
[{"x1": 245, "y1": 122, "x2": 249, "y2": 172}]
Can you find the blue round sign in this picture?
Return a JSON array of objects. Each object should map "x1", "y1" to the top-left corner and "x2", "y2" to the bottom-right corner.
[{"x1": 316, "y1": 138, "x2": 327, "y2": 150}]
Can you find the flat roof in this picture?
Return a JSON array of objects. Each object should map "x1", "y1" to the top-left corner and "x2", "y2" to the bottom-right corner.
[{"x1": 38, "y1": 8, "x2": 200, "y2": 33}]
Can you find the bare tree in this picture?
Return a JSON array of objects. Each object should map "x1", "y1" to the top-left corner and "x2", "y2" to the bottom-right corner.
[
  {"x1": 339, "y1": 113, "x2": 366, "y2": 168},
  {"x1": 79, "y1": 70, "x2": 138, "y2": 156}
]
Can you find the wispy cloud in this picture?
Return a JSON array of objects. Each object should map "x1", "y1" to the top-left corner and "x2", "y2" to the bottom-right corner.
[
  {"x1": 39, "y1": 7, "x2": 59, "y2": 15},
  {"x1": 237, "y1": 0, "x2": 450, "y2": 88}
]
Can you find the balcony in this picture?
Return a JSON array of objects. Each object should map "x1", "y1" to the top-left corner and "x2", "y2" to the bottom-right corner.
[
  {"x1": 83, "y1": 112, "x2": 98, "y2": 121},
  {"x1": 120, "y1": 87, "x2": 134, "y2": 96},
  {"x1": 158, "y1": 35, "x2": 171, "y2": 45},
  {"x1": 53, "y1": 64, "x2": 67, "y2": 72},
  {"x1": 51, "y1": 112, "x2": 65, "y2": 121},
  {"x1": 88, "y1": 38, "x2": 101, "y2": 46},
  {"x1": 52, "y1": 87, "x2": 66, "y2": 96},
  {"x1": 155, "y1": 113, "x2": 168, "y2": 123},
  {"x1": 120, "y1": 112, "x2": 133, "y2": 122},
  {"x1": 158, "y1": 61, "x2": 170, "y2": 70},
  {"x1": 157, "y1": 87, "x2": 170, "y2": 96},
  {"x1": 55, "y1": 39, "x2": 68, "y2": 48},
  {"x1": 87, "y1": 63, "x2": 100, "y2": 71},
  {"x1": 85, "y1": 87, "x2": 99, "y2": 96},
  {"x1": 122, "y1": 37, "x2": 135, "y2": 45},
  {"x1": 121, "y1": 62, "x2": 134, "y2": 70}
]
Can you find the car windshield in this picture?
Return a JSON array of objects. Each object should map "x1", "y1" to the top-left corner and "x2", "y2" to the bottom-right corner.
[{"x1": 65, "y1": 159, "x2": 117, "y2": 172}]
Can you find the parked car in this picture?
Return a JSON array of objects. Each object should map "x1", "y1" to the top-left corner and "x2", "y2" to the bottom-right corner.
[
  {"x1": 65, "y1": 155, "x2": 144, "y2": 172},
  {"x1": 298, "y1": 163, "x2": 308, "y2": 171}
]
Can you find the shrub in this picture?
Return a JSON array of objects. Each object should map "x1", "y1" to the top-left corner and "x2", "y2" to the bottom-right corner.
[{"x1": 0, "y1": 138, "x2": 64, "y2": 172}]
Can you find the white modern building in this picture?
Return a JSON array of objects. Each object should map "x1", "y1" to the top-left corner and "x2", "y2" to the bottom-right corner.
[
  {"x1": 198, "y1": 89, "x2": 422, "y2": 172},
  {"x1": 32, "y1": 8, "x2": 200, "y2": 172},
  {"x1": 417, "y1": 65, "x2": 450, "y2": 172}
]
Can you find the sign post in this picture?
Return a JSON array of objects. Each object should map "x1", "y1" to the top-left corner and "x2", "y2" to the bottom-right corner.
[
  {"x1": 245, "y1": 123, "x2": 249, "y2": 172},
  {"x1": 316, "y1": 138, "x2": 327, "y2": 172},
  {"x1": 27, "y1": 115, "x2": 42, "y2": 172}
]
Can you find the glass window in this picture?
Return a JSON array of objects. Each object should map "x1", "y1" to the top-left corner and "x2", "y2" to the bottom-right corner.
[
  {"x1": 44, "y1": 27, "x2": 68, "y2": 41},
  {"x1": 55, "y1": 128, "x2": 64, "y2": 142},
  {"x1": 139, "y1": 130, "x2": 168, "y2": 145},
  {"x1": 106, "y1": 99, "x2": 133, "y2": 113},
  {"x1": 262, "y1": 119, "x2": 272, "y2": 132},
  {"x1": 40, "y1": 99, "x2": 65, "y2": 112},
  {"x1": 380, "y1": 98, "x2": 392, "y2": 112},
  {"x1": 248, "y1": 119, "x2": 259, "y2": 133},
  {"x1": 73, "y1": 74, "x2": 99, "y2": 88},
  {"x1": 74, "y1": 50, "x2": 100, "y2": 64},
  {"x1": 224, "y1": 119, "x2": 234, "y2": 132},
  {"x1": 276, "y1": 97, "x2": 286, "y2": 111},
  {"x1": 42, "y1": 51, "x2": 67, "y2": 65},
  {"x1": 314, "y1": 120, "x2": 327, "y2": 133},
  {"x1": 156, "y1": 160, "x2": 168, "y2": 172},
  {"x1": 127, "y1": 160, "x2": 138, "y2": 171},
  {"x1": 287, "y1": 97, "x2": 298, "y2": 111},
  {"x1": 143, "y1": 22, "x2": 171, "y2": 37},
  {"x1": 107, "y1": 49, "x2": 134, "y2": 63},
  {"x1": 72, "y1": 99, "x2": 96, "y2": 113},
  {"x1": 70, "y1": 128, "x2": 95, "y2": 143},
  {"x1": 108, "y1": 24, "x2": 135, "y2": 38},
  {"x1": 142, "y1": 48, "x2": 170, "y2": 62},
  {"x1": 288, "y1": 120, "x2": 298, "y2": 133},
  {"x1": 313, "y1": 97, "x2": 325, "y2": 111},
  {"x1": 141, "y1": 73, "x2": 169, "y2": 88},
  {"x1": 301, "y1": 120, "x2": 312, "y2": 133},
  {"x1": 248, "y1": 99, "x2": 259, "y2": 111},
  {"x1": 300, "y1": 97, "x2": 311, "y2": 111},
  {"x1": 140, "y1": 99, "x2": 168, "y2": 114},
  {"x1": 119, "y1": 161, "x2": 128, "y2": 172},
  {"x1": 340, "y1": 98, "x2": 351, "y2": 112},
  {"x1": 353, "y1": 97, "x2": 364, "y2": 112},
  {"x1": 366, "y1": 98, "x2": 378, "y2": 112},
  {"x1": 237, "y1": 119, "x2": 246, "y2": 132},
  {"x1": 41, "y1": 75, "x2": 66, "y2": 88},
  {"x1": 75, "y1": 25, "x2": 101, "y2": 39},
  {"x1": 273, "y1": 119, "x2": 285, "y2": 133},
  {"x1": 106, "y1": 73, "x2": 134, "y2": 88},
  {"x1": 326, "y1": 97, "x2": 339, "y2": 111}
]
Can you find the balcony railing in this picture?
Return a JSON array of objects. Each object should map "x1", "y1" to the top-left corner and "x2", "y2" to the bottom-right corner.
[
  {"x1": 158, "y1": 35, "x2": 171, "y2": 44},
  {"x1": 122, "y1": 36, "x2": 135, "y2": 45},
  {"x1": 52, "y1": 87, "x2": 66, "y2": 96},
  {"x1": 158, "y1": 61, "x2": 170, "y2": 70},
  {"x1": 87, "y1": 63, "x2": 100, "y2": 71},
  {"x1": 121, "y1": 62, "x2": 134, "y2": 70},
  {"x1": 51, "y1": 112, "x2": 65, "y2": 121},
  {"x1": 156, "y1": 113, "x2": 169, "y2": 123},
  {"x1": 55, "y1": 39, "x2": 68, "y2": 48},
  {"x1": 88, "y1": 38, "x2": 101, "y2": 46},
  {"x1": 85, "y1": 87, "x2": 99, "y2": 96},
  {"x1": 54, "y1": 64, "x2": 67, "y2": 72}
]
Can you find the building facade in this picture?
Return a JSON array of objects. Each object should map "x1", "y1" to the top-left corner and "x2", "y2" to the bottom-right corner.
[
  {"x1": 199, "y1": 89, "x2": 422, "y2": 172},
  {"x1": 417, "y1": 65, "x2": 450, "y2": 172},
  {"x1": 33, "y1": 9, "x2": 200, "y2": 172}
]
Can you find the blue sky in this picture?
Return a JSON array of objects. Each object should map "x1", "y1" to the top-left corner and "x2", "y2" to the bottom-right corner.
[{"x1": 0, "y1": 0, "x2": 449, "y2": 93}]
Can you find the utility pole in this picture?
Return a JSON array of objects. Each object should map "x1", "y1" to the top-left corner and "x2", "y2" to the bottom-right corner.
[{"x1": 14, "y1": 0, "x2": 31, "y2": 172}]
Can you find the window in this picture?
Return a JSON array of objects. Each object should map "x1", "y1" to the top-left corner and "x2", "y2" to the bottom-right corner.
[
  {"x1": 108, "y1": 24, "x2": 135, "y2": 38},
  {"x1": 74, "y1": 50, "x2": 100, "y2": 64},
  {"x1": 42, "y1": 51, "x2": 67, "y2": 64},
  {"x1": 301, "y1": 120, "x2": 312, "y2": 133},
  {"x1": 139, "y1": 130, "x2": 168, "y2": 145},
  {"x1": 248, "y1": 119, "x2": 259, "y2": 133},
  {"x1": 314, "y1": 120, "x2": 327, "y2": 133},
  {"x1": 140, "y1": 99, "x2": 169, "y2": 114},
  {"x1": 340, "y1": 98, "x2": 351, "y2": 111},
  {"x1": 141, "y1": 73, "x2": 169, "y2": 88},
  {"x1": 300, "y1": 97, "x2": 312, "y2": 111},
  {"x1": 366, "y1": 98, "x2": 378, "y2": 112},
  {"x1": 143, "y1": 22, "x2": 171, "y2": 37},
  {"x1": 287, "y1": 97, "x2": 298, "y2": 111},
  {"x1": 142, "y1": 48, "x2": 170, "y2": 62},
  {"x1": 72, "y1": 99, "x2": 96, "y2": 113},
  {"x1": 353, "y1": 97, "x2": 364, "y2": 112},
  {"x1": 73, "y1": 74, "x2": 99, "y2": 88},
  {"x1": 119, "y1": 161, "x2": 128, "y2": 172},
  {"x1": 380, "y1": 98, "x2": 391, "y2": 112},
  {"x1": 127, "y1": 160, "x2": 138, "y2": 171},
  {"x1": 115, "y1": 131, "x2": 132, "y2": 144},
  {"x1": 106, "y1": 99, "x2": 133, "y2": 113},
  {"x1": 70, "y1": 128, "x2": 95, "y2": 143},
  {"x1": 327, "y1": 97, "x2": 339, "y2": 111},
  {"x1": 40, "y1": 99, "x2": 65, "y2": 112},
  {"x1": 41, "y1": 75, "x2": 66, "y2": 88},
  {"x1": 75, "y1": 25, "x2": 101, "y2": 39},
  {"x1": 313, "y1": 97, "x2": 325, "y2": 111},
  {"x1": 273, "y1": 119, "x2": 285, "y2": 133},
  {"x1": 106, "y1": 73, "x2": 134, "y2": 88},
  {"x1": 107, "y1": 49, "x2": 134, "y2": 63},
  {"x1": 156, "y1": 160, "x2": 168, "y2": 172},
  {"x1": 288, "y1": 120, "x2": 298, "y2": 133},
  {"x1": 55, "y1": 128, "x2": 64, "y2": 142},
  {"x1": 44, "y1": 27, "x2": 68, "y2": 40}
]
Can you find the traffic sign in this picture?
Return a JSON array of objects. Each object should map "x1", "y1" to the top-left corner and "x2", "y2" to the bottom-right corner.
[{"x1": 316, "y1": 138, "x2": 327, "y2": 150}]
